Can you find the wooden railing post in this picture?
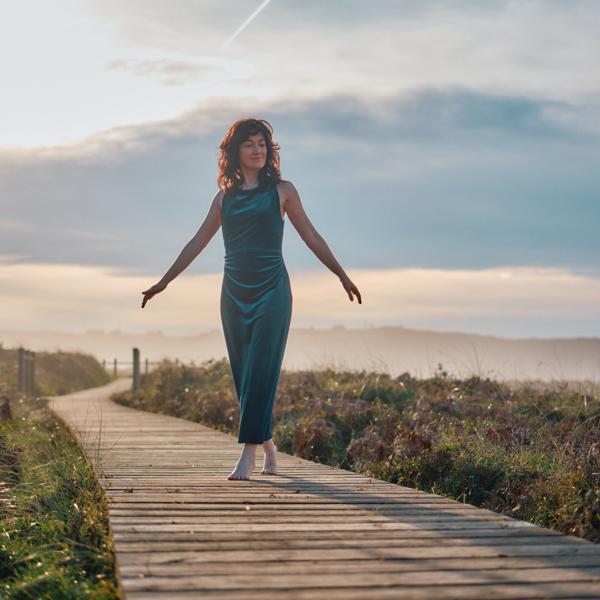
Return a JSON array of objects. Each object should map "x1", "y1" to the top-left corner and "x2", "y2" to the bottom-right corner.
[
  {"x1": 18, "y1": 347, "x2": 26, "y2": 394},
  {"x1": 28, "y1": 351, "x2": 35, "y2": 396},
  {"x1": 25, "y1": 350, "x2": 31, "y2": 396},
  {"x1": 17, "y1": 349, "x2": 35, "y2": 396},
  {"x1": 133, "y1": 348, "x2": 140, "y2": 390}
]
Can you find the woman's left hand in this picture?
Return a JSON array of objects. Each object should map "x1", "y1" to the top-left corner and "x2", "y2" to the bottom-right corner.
[{"x1": 340, "y1": 274, "x2": 362, "y2": 304}]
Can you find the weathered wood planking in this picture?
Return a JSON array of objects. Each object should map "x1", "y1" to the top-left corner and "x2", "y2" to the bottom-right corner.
[{"x1": 48, "y1": 378, "x2": 600, "y2": 599}]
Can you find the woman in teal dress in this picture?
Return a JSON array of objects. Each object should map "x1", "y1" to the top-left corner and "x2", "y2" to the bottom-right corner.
[{"x1": 141, "y1": 118, "x2": 362, "y2": 481}]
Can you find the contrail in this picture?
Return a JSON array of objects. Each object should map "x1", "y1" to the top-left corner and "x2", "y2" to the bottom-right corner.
[{"x1": 221, "y1": 0, "x2": 274, "y2": 50}]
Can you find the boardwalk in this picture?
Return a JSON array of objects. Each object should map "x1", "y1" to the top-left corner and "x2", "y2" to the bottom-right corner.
[{"x1": 48, "y1": 379, "x2": 600, "y2": 599}]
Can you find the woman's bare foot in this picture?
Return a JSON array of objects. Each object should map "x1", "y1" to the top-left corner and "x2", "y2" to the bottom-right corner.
[
  {"x1": 228, "y1": 444, "x2": 257, "y2": 480},
  {"x1": 261, "y1": 438, "x2": 279, "y2": 475}
]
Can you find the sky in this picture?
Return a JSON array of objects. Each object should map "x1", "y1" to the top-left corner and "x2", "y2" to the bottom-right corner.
[{"x1": 1, "y1": 0, "x2": 599, "y2": 338}]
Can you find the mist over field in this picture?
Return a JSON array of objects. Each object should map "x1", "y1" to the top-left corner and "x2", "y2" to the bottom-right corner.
[{"x1": 2, "y1": 325, "x2": 598, "y2": 384}]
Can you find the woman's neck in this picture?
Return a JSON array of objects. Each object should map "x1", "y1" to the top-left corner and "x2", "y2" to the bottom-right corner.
[{"x1": 241, "y1": 181, "x2": 260, "y2": 190}]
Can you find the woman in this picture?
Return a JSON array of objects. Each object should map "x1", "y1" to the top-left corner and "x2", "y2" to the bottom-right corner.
[{"x1": 141, "y1": 118, "x2": 362, "y2": 481}]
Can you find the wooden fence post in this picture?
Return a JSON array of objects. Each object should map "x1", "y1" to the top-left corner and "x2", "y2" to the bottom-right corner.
[
  {"x1": 25, "y1": 351, "x2": 31, "y2": 396},
  {"x1": 133, "y1": 348, "x2": 140, "y2": 390},
  {"x1": 28, "y1": 351, "x2": 35, "y2": 396},
  {"x1": 113, "y1": 358, "x2": 117, "y2": 376},
  {"x1": 18, "y1": 347, "x2": 25, "y2": 394},
  {"x1": 17, "y1": 349, "x2": 35, "y2": 396}
]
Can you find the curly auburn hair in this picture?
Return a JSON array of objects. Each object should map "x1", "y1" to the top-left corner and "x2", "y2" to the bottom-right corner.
[{"x1": 217, "y1": 118, "x2": 282, "y2": 195}]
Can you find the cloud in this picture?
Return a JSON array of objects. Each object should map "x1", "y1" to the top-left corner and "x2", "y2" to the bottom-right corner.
[
  {"x1": 0, "y1": 219, "x2": 34, "y2": 232},
  {"x1": 83, "y1": 0, "x2": 600, "y2": 102},
  {"x1": 4, "y1": 0, "x2": 599, "y2": 149},
  {"x1": 1, "y1": 87, "x2": 598, "y2": 276},
  {"x1": 5, "y1": 86, "x2": 591, "y2": 168},
  {"x1": 104, "y1": 58, "x2": 217, "y2": 86},
  {"x1": 0, "y1": 262, "x2": 598, "y2": 338}
]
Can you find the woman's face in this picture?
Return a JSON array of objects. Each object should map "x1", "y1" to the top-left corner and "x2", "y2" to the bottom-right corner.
[{"x1": 238, "y1": 132, "x2": 267, "y2": 171}]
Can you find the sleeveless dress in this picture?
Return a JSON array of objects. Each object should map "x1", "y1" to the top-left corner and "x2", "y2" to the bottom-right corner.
[{"x1": 220, "y1": 180, "x2": 293, "y2": 444}]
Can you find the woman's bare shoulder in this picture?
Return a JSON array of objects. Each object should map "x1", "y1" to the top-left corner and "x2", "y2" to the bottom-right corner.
[
  {"x1": 214, "y1": 188, "x2": 225, "y2": 210},
  {"x1": 277, "y1": 179, "x2": 298, "y2": 201}
]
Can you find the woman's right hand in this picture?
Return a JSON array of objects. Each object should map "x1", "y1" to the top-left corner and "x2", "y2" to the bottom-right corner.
[
  {"x1": 340, "y1": 273, "x2": 362, "y2": 304},
  {"x1": 141, "y1": 280, "x2": 168, "y2": 308}
]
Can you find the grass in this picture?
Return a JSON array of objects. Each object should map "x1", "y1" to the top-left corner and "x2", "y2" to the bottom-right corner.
[
  {"x1": 0, "y1": 344, "x2": 112, "y2": 397},
  {"x1": 111, "y1": 357, "x2": 600, "y2": 543},
  {"x1": 0, "y1": 348, "x2": 119, "y2": 599}
]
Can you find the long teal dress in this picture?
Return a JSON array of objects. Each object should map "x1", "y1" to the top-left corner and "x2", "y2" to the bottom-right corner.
[{"x1": 220, "y1": 180, "x2": 293, "y2": 444}]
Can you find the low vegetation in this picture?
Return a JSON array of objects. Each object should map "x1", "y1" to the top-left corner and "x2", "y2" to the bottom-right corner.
[
  {"x1": 0, "y1": 344, "x2": 112, "y2": 396},
  {"x1": 1, "y1": 348, "x2": 118, "y2": 599},
  {"x1": 112, "y1": 358, "x2": 600, "y2": 543}
]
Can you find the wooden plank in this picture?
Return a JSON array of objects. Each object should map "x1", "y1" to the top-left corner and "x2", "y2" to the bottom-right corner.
[
  {"x1": 107, "y1": 521, "x2": 547, "y2": 532},
  {"x1": 110, "y1": 538, "x2": 592, "y2": 551},
  {"x1": 48, "y1": 378, "x2": 600, "y2": 599},
  {"x1": 122, "y1": 584, "x2": 600, "y2": 600},
  {"x1": 118, "y1": 568, "x2": 600, "y2": 590},
  {"x1": 106, "y1": 507, "x2": 514, "y2": 517},
  {"x1": 107, "y1": 513, "x2": 514, "y2": 523},
  {"x1": 115, "y1": 549, "x2": 597, "y2": 576}
]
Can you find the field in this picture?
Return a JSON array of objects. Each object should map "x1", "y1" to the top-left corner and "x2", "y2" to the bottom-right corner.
[{"x1": 112, "y1": 358, "x2": 600, "y2": 543}]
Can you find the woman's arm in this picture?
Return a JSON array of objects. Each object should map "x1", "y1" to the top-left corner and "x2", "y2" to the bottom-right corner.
[
  {"x1": 141, "y1": 190, "x2": 223, "y2": 308},
  {"x1": 281, "y1": 181, "x2": 362, "y2": 304}
]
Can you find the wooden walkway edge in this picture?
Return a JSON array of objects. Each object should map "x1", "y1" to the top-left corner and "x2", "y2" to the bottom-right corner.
[{"x1": 48, "y1": 378, "x2": 600, "y2": 599}]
